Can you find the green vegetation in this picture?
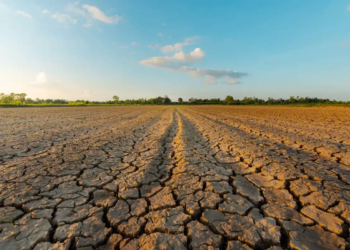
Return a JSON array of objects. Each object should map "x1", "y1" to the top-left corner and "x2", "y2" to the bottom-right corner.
[
  {"x1": 0, "y1": 93, "x2": 69, "y2": 105},
  {"x1": 1, "y1": 93, "x2": 349, "y2": 107}
]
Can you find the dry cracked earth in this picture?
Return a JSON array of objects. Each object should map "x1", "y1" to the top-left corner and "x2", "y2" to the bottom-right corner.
[{"x1": 1, "y1": 106, "x2": 350, "y2": 250}]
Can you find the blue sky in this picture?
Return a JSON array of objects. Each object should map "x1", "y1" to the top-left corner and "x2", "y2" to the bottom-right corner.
[{"x1": 0, "y1": 0, "x2": 349, "y2": 101}]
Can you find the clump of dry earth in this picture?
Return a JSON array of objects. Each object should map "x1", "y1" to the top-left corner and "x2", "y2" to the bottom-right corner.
[{"x1": 0, "y1": 106, "x2": 350, "y2": 250}]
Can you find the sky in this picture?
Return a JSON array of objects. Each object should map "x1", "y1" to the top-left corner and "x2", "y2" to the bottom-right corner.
[{"x1": 0, "y1": 0, "x2": 349, "y2": 101}]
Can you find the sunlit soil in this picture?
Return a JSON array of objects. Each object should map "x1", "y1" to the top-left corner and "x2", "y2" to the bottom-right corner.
[{"x1": 0, "y1": 106, "x2": 349, "y2": 249}]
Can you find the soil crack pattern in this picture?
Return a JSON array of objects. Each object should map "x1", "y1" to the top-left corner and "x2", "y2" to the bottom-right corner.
[{"x1": 0, "y1": 106, "x2": 350, "y2": 250}]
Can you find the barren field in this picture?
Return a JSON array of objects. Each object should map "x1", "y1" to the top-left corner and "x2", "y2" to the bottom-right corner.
[{"x1": 1, "y1": 106, "x2": 350, "y2": 250}]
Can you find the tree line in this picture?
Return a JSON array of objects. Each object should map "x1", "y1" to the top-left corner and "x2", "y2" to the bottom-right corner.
[{"x1": 1, "y1": 93, "x2": 349, "y2": 106}]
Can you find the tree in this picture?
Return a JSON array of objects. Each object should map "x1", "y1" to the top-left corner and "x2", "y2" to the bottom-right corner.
[
  {"x1": 17, "y1": 93, "x2": 26, "y2": 104},
  {"x1": 224, "y1": 96, "x2": 234, "y2": 105},
  {"x1": 113, "y1": 95, "x2": 119, "y2": 104},
  {"x1": 164, "y1": 95, "x2": 171, "y2": 104},
  {"x1": 211, "y1": 98, "x2": 221, "y2": 104},
  {"x1": 155, "y1": 96, "x2": 164, "y2": 105},
  {"x1": 267, "y1": 97, "x2": 275, "y2": 105},
  {"x1": 289, "y1": 96, "x2": 296, "y2": 104},
  {"x1": 178, "y1": 98, "x2": 183, "y2": 104},
  {"x1": 0, "y1": 93, "x2": 6, "y2": 103}
]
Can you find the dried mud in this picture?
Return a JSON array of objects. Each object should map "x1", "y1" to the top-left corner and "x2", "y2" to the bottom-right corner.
[{"x1": 0, "y1": 106, "x2": 350, "y2": 250}]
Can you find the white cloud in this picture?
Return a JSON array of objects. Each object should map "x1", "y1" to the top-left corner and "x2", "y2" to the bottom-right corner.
[
  {"x1": 66, "y1": 2, "x2": 92, "y2": 27},
  {"x1": 161, "y1": 37, "x2": 197, "y2": 53},
  {"x1": 174, "y1": 48, "x2": 204, "y2": 62},
  {"x1": 130, "y1": 42, "x2": 139, "y2": 46},
  {"x1": 148, "y1": 43, "x2": 159, "y2": 49},
  {"x1": 0, "y1": 5, "x2": 31, "y2": 19},
  {"x1": 44, "y1": 3, "x2": 122, "y2": 27},
  {"x1": 51, "y1": 12, "x2": 77, "y2": 24},
  {"x1": 140, "y1": 48, "x2": 247, "y2": 85},
  {"x1": 43, "y1": 9, "x2": 77, "y2": 24},
  {"x1": 140, "y1": 48, "x2": 205, "y2": 68},
  {"x1": 67, "y1": 2, "x2": 86, "y2": 16},
  {"x1": 82, "y1": 5, "x2": 122, "y2": 24},
  {"x1": 0, "y1": 3, "x2": 9, "y2": 11},
  {"x1": 17, "y1": 10, "x2": 32, "y2": 19},
  {"x1": 159, "y1": 32, "x2": 162, "y2": 36},
  {"x1": 36, "y1": 72, "x2": 47, "y2": 84}
]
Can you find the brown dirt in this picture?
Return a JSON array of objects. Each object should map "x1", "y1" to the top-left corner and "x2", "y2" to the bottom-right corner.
[{"x1": 0, "y1": 106, "x2": 349, "y2": 250}]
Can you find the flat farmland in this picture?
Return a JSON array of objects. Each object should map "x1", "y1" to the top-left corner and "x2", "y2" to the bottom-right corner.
[{"x1": 1, "y1": 106, "x2": 350, "y2": 250}]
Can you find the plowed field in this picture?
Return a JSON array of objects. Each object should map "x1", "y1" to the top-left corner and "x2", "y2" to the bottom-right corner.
[{"x1": 1, "y1": 106, "x2": 350, "y2": 250}]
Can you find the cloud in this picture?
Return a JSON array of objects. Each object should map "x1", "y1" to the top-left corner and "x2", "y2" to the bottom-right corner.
[
  {"x1": 227, "y1": 78, "x2": 239, "y2": 84},
  {"x1": 17, "y1": 10, "x2": 32, "y2": 19},
  {"x1": 67, "y1": 2, "x2": 92, "y2": 27},
  {"x1": 43, "y1": 9, "x2": 77, "y2": 24},
  {"x1": 161, "y1": 37, "x2": 197, "y2": 53},
  {"x1": 36, "y1": 72, "x2": 47, "y2": 84},
  {"x1": 186, "y1": 68, "x2": 245, "y2": 78},
  {"x1": 159, "y1": 32, "x2": 162, "y2": 36},
  {"x1": 148, "y1": 43, "x2": 159, "y2": 49},
  {"x1": 67, "y1": 2, "x2": 86, "y2": 16},
  {"x1": 44, "y1": 3, "x2": 122, "y2": 27},
  {"x1": 0, "y1": 5, "x2": 31, "y2": 19},
  {"x1": 204, "y1": 75, "x2": 217, "y2": 85},
  {"x1": 0, "y1": 3, "x2": 9, "y2": 11},
  {"x1": 140, "y1": 48, "x2": 205, "y2": 68},
  {"x1": 185, "y1": 67, "x2": 247, "y2": 85},
  {"x1": 51, "y1": 12, "x2": 77, "y2": 24},
  {"x1": 140, "y1": 48, "x2": 247, "y2": 85},
  {"x1": 173, "y1": 48, "x2": 205, "y2": 63},
  {"x1": 82, "y1": 5, "x2": 122, "y2": 24},
  {"x1": 83, "y1": 22, "x2": 92, "y2": 28}
]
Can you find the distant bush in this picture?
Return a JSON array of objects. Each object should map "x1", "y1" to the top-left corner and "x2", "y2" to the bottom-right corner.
[
  {"x1": 1, "y1": 93, "x2": 349, "y2": 107},
  {"x1": 68, "y1": 102, "x2": 87, "y2": 106}
]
